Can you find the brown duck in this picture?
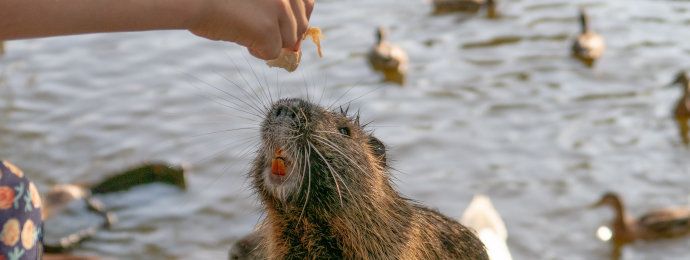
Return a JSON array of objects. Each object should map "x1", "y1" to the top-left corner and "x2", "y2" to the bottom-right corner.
[
  {"x1": 367, "y1": 26, "x2": 408, "y2": 85},
  {"x1": 670, "y1": 72, "x2": 690, "y2": 118},
  {"x1": 572, "y1": 9, "x2": 605, "y2": 67},
  {"x1": 591, "y1": 192, "x2": 690, "y2": 259},
  {"x1": 668, "y1": 72, "x2": 690, "y2": 144}
]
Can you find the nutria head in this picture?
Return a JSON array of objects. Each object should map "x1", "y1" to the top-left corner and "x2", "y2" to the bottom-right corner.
[
  {"x1": 251, "y1": 98, "x2": 387, "y2": 210},
  {"x1": 245, "y1": 98, "x2": 488, "y2": 260}
]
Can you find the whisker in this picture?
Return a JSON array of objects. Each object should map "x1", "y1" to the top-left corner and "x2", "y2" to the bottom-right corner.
[
  {"x1": 328, "y1": 83, "x2": 357, "y2": 112},
  {"x1": 298, "y1": 144, "x2": 313, "y2": 222},
  {"x1": 309, "y1": 141, "x2": 344, "y2": 206},
  {"x1": 189, "y1": 127, "x2": 259, "y2": 138},
  {"x1": 192, "y1": 136, "x2": 259, "y2": 165},
  {"x1": 294, "y1": 147, "x2": 306, "y2": 195},
  {"x1": 317, "y1": 73, "x2": 328, "y2": 107},
  {"x1": 214, "y1": 68, "x2": 267, "y2": 117},
  {"x1": 243, "y1": 56, "x2": 273, "y2": 112},
  {"x1": 229, "y1": 58, "x2": 270, "y2": 114},
  {"x1": 184, "y1": 74, "x2": 264, "y2": 120},
  {"x1": 312, "y1": 135, "x2": 367, "y2": 180},
  {"x1": 310, "y1": 137, "x2": 355, "y2": 199},
  {"x1": 344, "y1": 84, "x2": 385, "y2": 108}
]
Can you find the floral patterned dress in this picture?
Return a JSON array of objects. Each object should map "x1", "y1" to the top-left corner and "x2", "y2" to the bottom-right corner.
[{"x1": 0, "y1": 161, "x2": 43, "y2": 260}]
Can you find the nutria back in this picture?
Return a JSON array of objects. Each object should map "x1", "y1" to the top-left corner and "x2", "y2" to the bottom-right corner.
[{"x1": 245, "y1": 98, "x2": 487, "y2": 259}]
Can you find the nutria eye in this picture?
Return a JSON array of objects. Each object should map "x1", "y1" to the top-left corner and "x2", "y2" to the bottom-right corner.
[{"x1": 338, "y1": 126, "x2": 351, "y2": 136}]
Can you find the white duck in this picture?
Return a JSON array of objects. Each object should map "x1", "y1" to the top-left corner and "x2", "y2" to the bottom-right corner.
[{"x1": 461, "y1": 195, "x2": 513, "y2": 260}]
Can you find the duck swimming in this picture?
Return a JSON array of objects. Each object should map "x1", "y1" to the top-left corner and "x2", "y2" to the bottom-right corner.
[
  {"x1": 670, "y1": 72, "x2": 690, "y2": 118},
  {"x1": 572, "y1": 9, "x2": 605, "y2": 67},
  {"x1": 667, "y1": 72, "x2": 690, "y2": 144},
  {"x1": 591, "y1": 192, "x2": 690, "y2": 259},
  {"x1": 460, "y1": 195, "x2": 513, "y2": 260},
  {"x1": 367, "y1": 26, "x2": 408, "y2": 85}
]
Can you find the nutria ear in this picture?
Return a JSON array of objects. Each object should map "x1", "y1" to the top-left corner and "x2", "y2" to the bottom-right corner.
[{"x1": 367, "y1": 136, "x2": 387, "y2": 167}]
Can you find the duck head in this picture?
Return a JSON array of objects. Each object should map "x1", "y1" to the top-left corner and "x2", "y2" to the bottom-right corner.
[
  {"x1": 671, "y1": 71, "x2": 690, "y2": 86},
  {"x1": 375, "y1": 26, "x2": 387, "y2": 45},
  {"x1": 578, "y1": 9, "x2": 590, "y2": 34},
  {"x1": 590, "y1": 192, "x2": 622, "y2": 209}
]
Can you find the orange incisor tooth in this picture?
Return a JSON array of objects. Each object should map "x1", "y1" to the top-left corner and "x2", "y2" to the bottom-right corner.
[{"x1": 272, "y1": 158, "x2": 286, "y2": 176}]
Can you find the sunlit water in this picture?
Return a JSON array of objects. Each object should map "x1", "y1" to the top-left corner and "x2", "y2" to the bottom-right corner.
[{"x1": 3, "y1": 0, "x2": 690, "y2": 259}]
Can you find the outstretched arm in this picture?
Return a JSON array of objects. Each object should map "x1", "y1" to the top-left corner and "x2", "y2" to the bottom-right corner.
[{"x1": 0, "y1": 0, "x2": 313, "y2": 59}]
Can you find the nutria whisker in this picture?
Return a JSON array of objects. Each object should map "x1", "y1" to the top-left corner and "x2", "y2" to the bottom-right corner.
[
  {"x1": 190, "y1": 127, "x2": 258, "y2": 138},
  {"x1": 311, "y1": 136, "x2": 368, "y2": 181},
  {"x1": 329, "y1": 84, "x2": 386, "y2": 114},
  {"x1": 181, "y1": 69, "x2": 266, "y2": 120},
  {"x1": 297, "y1": 147, "x2": 312, "y2": 222},
  {"x1": 195, "y1": 85, "x2": 264, "y2": 121},
  {"x1": 285, "y1": 144, "x2": 302, "y2": 182},
  {"x1": 310, "y1": 135, "x2": 356, "y2": 196},
  {"x1": 233, "y1": 57, "x2": 273, "y2": 113},
  {"x1": 293, "y1": 146, "x2": 306, "y2": 195},
  {"x1": 201, "y1": 71, "x2": 267, "y2": 120},
  {"x1": 193, "y1": 137, "x2": 258, "y2": 168},
  {"x1": 327, "y1": 89, "x2": 355, "y2": 113},
  {"x1": 313, "y1": 130, "x2": 343, "y2": 135},
  {"x1": 312, "y1": 134, "x2": 369, "y2": 178},
  {"x1": 308, "y1": 140, "x2": 345, "y2": 205},
  {"x1": 298, "y1": 108, "x2": 309, "y2": 124}
]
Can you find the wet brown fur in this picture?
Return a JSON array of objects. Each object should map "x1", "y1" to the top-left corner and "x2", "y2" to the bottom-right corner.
[{"x1": 244, "y1": 98, "x2": 487, "y2": 259}]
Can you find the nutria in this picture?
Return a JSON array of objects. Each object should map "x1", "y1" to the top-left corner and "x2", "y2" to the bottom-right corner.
[{"x1": 234, "y1": 98, "x2": 487, "y2": 259}]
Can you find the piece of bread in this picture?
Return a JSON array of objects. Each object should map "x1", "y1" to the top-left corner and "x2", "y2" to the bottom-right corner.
[{"x1": 266, "y1": 27, "x2": 324, "y2": 72}]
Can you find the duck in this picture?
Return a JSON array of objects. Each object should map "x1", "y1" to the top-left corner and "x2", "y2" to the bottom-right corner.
[
  {"x1": 460, "y1": 195, "x2": 513, "y2": 260},
  {"x1": 669, "y1": 72, "x2": 690, "y2": 118},
  {"x1": 432, "y1": 0, "x2": 497, "y2": 16},
  {"x1": 667, "y1": 72, "x2": 690, "y2": 144},
  {"x1": 590, "y1": 192, "x2": 690, "y2": 259},
  {"x1": 572, "y1": 9, "x2": 605, "y2": 67},
  {"x1": 367, "y1": 26, "x2": 408, "y2": 85}
]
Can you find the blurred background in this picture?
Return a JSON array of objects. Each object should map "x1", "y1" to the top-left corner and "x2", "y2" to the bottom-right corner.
[{"x1": 2, "y1": 0, "x2": 690, "y2": 259}]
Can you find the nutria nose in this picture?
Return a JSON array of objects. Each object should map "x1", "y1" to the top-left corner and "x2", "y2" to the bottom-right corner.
[{"x1": 274, "y1": 105, "x2": 297, "y2": 120}]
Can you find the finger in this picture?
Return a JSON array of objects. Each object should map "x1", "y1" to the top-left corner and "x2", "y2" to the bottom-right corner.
[
  {"x1": 304, "y1": 0, "x2": 314, "y2": 20},
  {"x1": 248, "y1": 47, "x2": 267, "y2": 60},
  {"x1": 253, "y1": 37, "x2": 282, "y2": 60},
  {"x1": 247, "y1": 22, "x2": 282, "y2": 60},
  {"x1": 290, "y1": 0, "x2": 308, "y2": 37},
  {"x1": 278, "y1": 1, "x2": 298, "y2": 49},
  {"x1": 289, "y1": 38, "x2": 303, "y2": 52}
]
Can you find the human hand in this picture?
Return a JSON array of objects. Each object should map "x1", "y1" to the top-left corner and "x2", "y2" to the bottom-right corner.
[{"x1": 189, "y1": 0, "x2": 314, "y2": 60}]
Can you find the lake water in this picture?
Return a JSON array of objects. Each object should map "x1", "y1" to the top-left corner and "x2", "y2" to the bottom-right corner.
[{"x1": 2, "y1": 0, "x2": 690, "y2": 259}]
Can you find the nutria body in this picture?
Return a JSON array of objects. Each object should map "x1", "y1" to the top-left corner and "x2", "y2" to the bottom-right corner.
[{"x1": 239, "y1": 98, "x2": 487, "y2": 259}]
